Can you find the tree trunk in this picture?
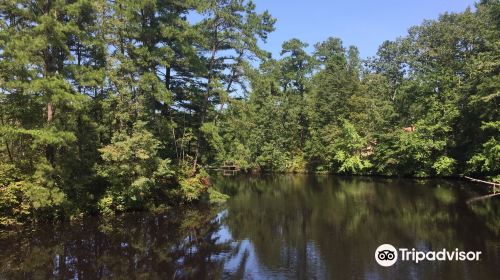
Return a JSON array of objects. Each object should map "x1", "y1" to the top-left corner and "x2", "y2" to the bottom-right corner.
[
  {"x1": 0, "y1": 114, "x2": 14, "y2": 163},
  {"x1": 46, "y1": 102, "x2": 56, "y2": 166}
]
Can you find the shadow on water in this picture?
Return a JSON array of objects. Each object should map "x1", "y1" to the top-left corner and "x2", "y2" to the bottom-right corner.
[{"x1": 1, "y1": 175, "x2": 499, "y2": 279}]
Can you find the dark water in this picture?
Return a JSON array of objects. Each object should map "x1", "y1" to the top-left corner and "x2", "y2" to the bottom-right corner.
[{"x1": 1, "y1": 175, "x2": 499, "y2": 279}]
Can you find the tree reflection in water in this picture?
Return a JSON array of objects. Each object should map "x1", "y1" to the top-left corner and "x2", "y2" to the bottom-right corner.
[
  {"x1": 217, "y1": 175, "x2": 500, "y2": 280},
  {"x1": 0, "y1": 207, "x2": 235, "y2": 279},
  {"x1": 1, "y1": 175, "x2": 499, "y2": 280}
]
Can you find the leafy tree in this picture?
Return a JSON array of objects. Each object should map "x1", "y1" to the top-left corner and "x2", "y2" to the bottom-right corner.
[
  {"x1": 467, "y1": 121, "x2": 500, "y2": 182},
  {"x1": 192, "y1": 0, "x2": 275, "y2": 168},
  {"x1": 97, "y1": 121, "x2": 174, "y2": 213},
  {"x1": 324, "y1": 120, "x2": 372, "y2": 174},
  {"x1": 0, "y1": 0, "x2": 106, "y2": 220},
  {"x1": 0, "y1": 0, "x2": 499, "y2": 225}
]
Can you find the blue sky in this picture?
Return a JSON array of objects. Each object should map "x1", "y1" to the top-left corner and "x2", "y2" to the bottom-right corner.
[{"x1": 253, "y1": 0, "x2": 477, "y2": 59}]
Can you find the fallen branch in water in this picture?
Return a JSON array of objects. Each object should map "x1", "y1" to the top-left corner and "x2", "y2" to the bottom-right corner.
[
  {"x1": 464, "y1": 176, "x2": 500, "y2": 203},
  {"x1": 467, "y1": 192, "x2": 500, "y2": 204},
  {"x1": 463, "y1": 176, "x2": 499, "y2": 187}
]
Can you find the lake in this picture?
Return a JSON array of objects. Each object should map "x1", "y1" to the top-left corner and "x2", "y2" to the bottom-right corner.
[{"x1": 0, "y1": 175, "x2": 499, "y2": 279}]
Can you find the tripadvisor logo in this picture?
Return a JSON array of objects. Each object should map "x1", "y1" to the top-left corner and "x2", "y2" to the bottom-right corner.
[
  {"x1": 375, "y1": 244, "x2": 398, "y2": 267},
  {"x1": 375, "y1": 244, "x2": 482, "y2": 267}
]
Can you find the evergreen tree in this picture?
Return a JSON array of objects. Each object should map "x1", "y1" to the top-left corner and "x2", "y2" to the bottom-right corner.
[{"x1": 0, "y1": 0, "x2": 499, "y2": 225}]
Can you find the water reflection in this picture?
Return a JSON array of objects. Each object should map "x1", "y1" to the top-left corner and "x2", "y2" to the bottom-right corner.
[
  {"x1": 0, "y1": 175, "x2": 499, "y2": 279},
  {"x1": 217, "y1": 175, "x2": 500, "y2": 280},
  {"x1": 0, "y1": 208, "x2": 233, "y2": 279}
]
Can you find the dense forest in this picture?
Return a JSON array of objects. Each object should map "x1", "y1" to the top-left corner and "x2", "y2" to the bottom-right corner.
[{"x1": 0, "y1": 0, "x2": 498, "y2": 225}]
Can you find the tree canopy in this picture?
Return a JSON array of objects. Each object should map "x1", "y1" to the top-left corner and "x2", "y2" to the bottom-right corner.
[{"x1": 0, "y1": 0, "x2": 498, "y2": 225}]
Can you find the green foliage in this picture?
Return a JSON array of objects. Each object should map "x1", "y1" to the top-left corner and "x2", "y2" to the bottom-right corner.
[
  {"x1": 201, "y1": 122, "x2": 226, "y2": 164},
  {"x1": 324, "y1": 120, "x2": 372, "y2": 174},
  {"x1": 0, "y1": 164, "x2": 29, "y2": 226},
  {"x1": 373, "y1": 121, "x2": 452, "y2": 177},
  {"x1": 0, "y1": 181, "x2": 31, "y2": 226},
  {"x1": 97, "y1": 122, "x2": 173, "y2": 212},
  {"x1": 467, "y1": 122, "x2": 500, "y2": 182},
  {"x1": 0, "y1": 0, "x2": 275, "y2": 223},
  {"x1": 179, "y1": 177, "x2": 207, "y2": 202},
  {"x1": 207, "y1": 187, "x2": 230, "y2": 204},
  {"x1": 433, "y1": 156, "x2": 457, "y2": 176},
  {"x1": 255, "y1": 143, "x2": 290, "y2": 172},
  {"x1": 0, "y1": 163, "x2": 66, "y2": 226},
  {"x1": 213, "y1": 1, "x2": 498, "y2": 181},
  {"x1": 0, "y1": 0, "x2": 499, "y2": 225},
  {"x1": 285, "y1": 154, "x2": 308, "y2": 173},
  {"x1": 176, "y1": 167, "x2": 227, "y2": 204}
]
